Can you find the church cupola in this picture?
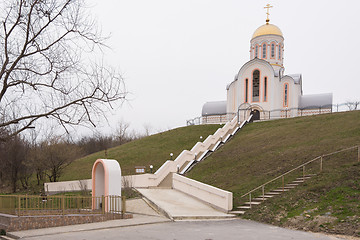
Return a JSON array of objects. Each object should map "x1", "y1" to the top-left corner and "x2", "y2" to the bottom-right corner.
[{"x1": 249, "y1": 4, "x2": 284, "y2": 70}]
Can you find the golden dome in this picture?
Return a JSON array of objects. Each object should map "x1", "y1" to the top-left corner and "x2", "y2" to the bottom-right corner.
[{"x1": 252, "y1": 23, "x2": 283, "y2": 39}]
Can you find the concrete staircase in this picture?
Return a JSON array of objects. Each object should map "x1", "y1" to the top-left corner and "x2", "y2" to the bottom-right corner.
[{"x1": 230, "y1": 174, "x2": 316, "y2": 215}]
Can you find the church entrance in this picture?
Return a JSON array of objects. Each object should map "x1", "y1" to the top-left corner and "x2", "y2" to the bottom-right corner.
[{"x1": 250, "y1": 109, "x2": 260, "y2": 121}]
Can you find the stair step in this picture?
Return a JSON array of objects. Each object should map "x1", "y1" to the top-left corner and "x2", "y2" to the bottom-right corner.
[
  {"x1": 230, "y1": 210, "x2": 245, "y2": 215},
  {"x1": 245, "y1": 201, "x2": 262, "y2": 205},
  {"x1": 252, "y1": 197, "x2": 268, "y2": 201},
  {"x1": 266, "y1": 192, "x2": 282, "y2": 195},
  {"x1": 237, "y1": 206, "x2": 251, "y2": 209},
  {"x1": 296, "y1": 177, "x2": 311, "y2": 180},
  {"x1": 259, "y1": 195, "x2": 274, "y2": 198},
  {"x1": 287, "y1": 183, "x2": 300, "y2": 186},
  {"x1": 272, "y1": 189, "x2": 289, "y2": 192}
]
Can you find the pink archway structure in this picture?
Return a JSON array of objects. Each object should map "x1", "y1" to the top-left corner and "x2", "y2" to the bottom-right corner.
[{"x1": 92, "y1": 159, "x2": 121, "y2": 212}]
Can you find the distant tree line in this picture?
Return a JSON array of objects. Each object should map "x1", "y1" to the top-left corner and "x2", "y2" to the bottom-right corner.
[{"x1": 0, "y1": 121, "x2": 142, "y2": 193}]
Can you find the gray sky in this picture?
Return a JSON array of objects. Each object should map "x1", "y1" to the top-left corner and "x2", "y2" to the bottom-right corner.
[{"x1": 86, "y1": 0, "x2": 360, "y2": 134}]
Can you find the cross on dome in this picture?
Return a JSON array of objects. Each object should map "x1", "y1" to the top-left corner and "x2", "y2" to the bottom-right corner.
[{"x1": 264, "y1": 4, "x2": 273, "y2": 23}]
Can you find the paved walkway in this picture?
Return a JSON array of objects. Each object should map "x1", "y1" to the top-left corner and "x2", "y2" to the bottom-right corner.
[
  {"x1": 126, "y1": 198, "x2": 162, "y2": 216},
  {"x1": 136, "y1": 188, "x2": 234, "y2": 220},
  {"x1": 11, "y1": 218, "x2": 352, "y2": 240},
  {"x1": 7, "y1": 214, "x2": 170, "y2": 239}
]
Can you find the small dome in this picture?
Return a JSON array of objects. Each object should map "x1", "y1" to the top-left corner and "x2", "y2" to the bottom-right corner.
[{"x1": 252, "y1": 23, "x2": 283, "y2": 39}]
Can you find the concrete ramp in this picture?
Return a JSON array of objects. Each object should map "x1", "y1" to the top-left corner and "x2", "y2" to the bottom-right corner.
[{"x1": 136, "y1": 188, "x2": 235, "y2": 220}]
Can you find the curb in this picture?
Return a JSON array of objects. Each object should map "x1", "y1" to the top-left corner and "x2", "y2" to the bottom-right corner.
[{"x1": 7, "y1": 216, "x2": 171, "y2": 239}]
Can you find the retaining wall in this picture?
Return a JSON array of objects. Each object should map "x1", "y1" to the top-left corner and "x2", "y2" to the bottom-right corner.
[
  {"x1": 0, "y1": 212, "x2": 132, "y2": 232},
  {"x1": 172, "y1": 174, "x2": 233, "y2": 212}
]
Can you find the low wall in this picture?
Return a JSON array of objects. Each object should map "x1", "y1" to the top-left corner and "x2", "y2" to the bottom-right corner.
[
  {"x1": 0, "y1": 212, "x2": 132, "y2": 232},
  {"x1": 172, "y1": 174, "x2": 232, "y2": 212},
  {"x1": 44, "y1": 179, "x2": 92, "y2": 194}
]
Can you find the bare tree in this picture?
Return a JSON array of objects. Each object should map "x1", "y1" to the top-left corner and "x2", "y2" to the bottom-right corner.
[
  {"x1": 28, "y1": 144, "x2": 46, "y2": 185},
  {"x1": 345, "y1": 101, "x2": 360, "y2": 111},
  {"x1": 143, "y1": 123, "x2": 152, "y2": 137},
  {"x1": 345, "y1": 101, "x2": 354, "y2": 111},
  {"x1": 115, "y1": 120, "x2": 130, "y2": 144},
  {"x1": 39, "y1": 136, "x2": 82, "y2": 182},
  {"x1": 0, "y1": 133, "x2": 29, "y2": 192},
  {"x1": 0, "y1": 0, "x2": 127, "y2": 141},
  {"x1": 354, "y1": 101, "x2": 360, "y2": 110}
]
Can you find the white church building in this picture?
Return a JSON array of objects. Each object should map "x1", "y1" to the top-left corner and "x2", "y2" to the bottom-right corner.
[{"x1": 202, "y1": 6, "x2": 332, "y2": 124}]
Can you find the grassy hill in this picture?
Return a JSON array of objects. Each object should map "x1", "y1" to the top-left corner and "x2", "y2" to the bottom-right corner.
[
  {"x1": 61, "y1": 124, "x2": 222, "y2": 180},
  {"x1": 61, "y1": 111, "x2": 359, "y2": 236},
  {"x1": 186, "y1": 111, "x2": 360, "y2": 236}
]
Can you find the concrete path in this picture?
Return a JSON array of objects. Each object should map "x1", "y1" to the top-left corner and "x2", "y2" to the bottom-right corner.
[
  {"x1": 136, "y1": 188, "x2": 234, "y2": 220},
  {"x1": 126, "y1": 198, "x2": 162, "y2": 216},
  {"x1": 12, "y1": 219, "x2": 351, "y2": 240},
  {"x1": 7, "y1": 214, "x2": 170, "y2": 239}
]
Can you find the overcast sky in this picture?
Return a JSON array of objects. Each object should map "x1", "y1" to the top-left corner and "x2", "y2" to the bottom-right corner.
[{"x1": 85, "y1": 0, "x2": 360, "y2": 135}]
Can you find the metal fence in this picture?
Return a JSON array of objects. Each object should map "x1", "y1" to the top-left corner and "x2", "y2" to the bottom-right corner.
[
  {"x1": 0, "y1": 194, "x2": 125, "y2": 216},
  {"x1": 187, "y1": 102, "x2": 360, "y2": 125}
]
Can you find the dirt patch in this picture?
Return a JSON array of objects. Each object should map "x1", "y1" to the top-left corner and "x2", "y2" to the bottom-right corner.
[{"x1": 284, "y1": 215, "x2": 360, "y2": 237}]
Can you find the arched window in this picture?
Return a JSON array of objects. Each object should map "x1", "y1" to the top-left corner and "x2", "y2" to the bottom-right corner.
[
  {"x1": 262, "y1": 43, "x2": 266, "y2": 58},
  {"x1": 264, "y1": 77, "x2": 267, "y2": 101},
  {"x1": 245, "y1": 79, "x2": 248, "y2": 102},
  {"x1": 278, "y1": 44, "x2": 281, "y2": 60},
  {"x1": 255, "y1": 45, "x2": 258, "y2": 58},
  {"x1": 284, "y1": 83, "x2": 289, "y2": 107},
  {"x1": 271, "y1": 44, "x2": 275, "y2": 58},
  {"x1": 252, "y1": 70, "x2": 260, "y2": 102}
]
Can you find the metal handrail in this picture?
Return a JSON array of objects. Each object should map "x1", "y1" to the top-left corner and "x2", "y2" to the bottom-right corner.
[{"x1": 240, "y1": 145, "x2": 359, "y2": 199}]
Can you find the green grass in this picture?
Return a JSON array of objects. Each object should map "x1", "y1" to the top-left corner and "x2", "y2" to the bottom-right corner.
[
  {"x1": 56, "y1": 111, "x2": 360, "y2": 236},
  {"x1": 60, "y1": 124, "x2": 222, "y2": 181},
  {"x1": 186, "y1": 111, "x2": 360, "y2": 236}
]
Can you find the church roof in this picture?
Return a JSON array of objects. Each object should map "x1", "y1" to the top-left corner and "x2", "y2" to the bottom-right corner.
[
  {"x1": 252, "y1": 23, "x2": 283, "y2": 39},
  {"x1": 287, "y1": 74, "x2": 302, "y2": 84},
  {"x1": 202, "y1": 101, "x2": 227, "y2": 116},
  {"x1": 299, "y1": 93, "x2": 333, "y2": 109}
]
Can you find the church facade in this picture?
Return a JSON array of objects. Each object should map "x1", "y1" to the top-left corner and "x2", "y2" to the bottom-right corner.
[{"x1": 202, "y1": 10, "x2": 332, "y2": 124}]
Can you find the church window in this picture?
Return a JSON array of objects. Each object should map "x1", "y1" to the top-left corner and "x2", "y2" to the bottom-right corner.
[
  {"x1": 271, "y1": 44, "x2": 275, "y2": 58},
  {"x1": 255, "y1": 45, "x2": 258, "y2": 58},
  {"x1": 262, "y1": 43, "x2": 266, "y2": 58},
  {"x1": 264, "y1": 77, "x2": 267, "y2": 101},
  {"x1": 284, "y1": 83, "x2": 289, "y2": 107},
  {"x1": 252, "y1": 70, "x2": 260, "y2": 102},
  {"x1": 245, "y1": 79, "x2": 248, "y2": 102},
  {"x1": 278, "y1": 44, "x2": 281, "y2": 60}
]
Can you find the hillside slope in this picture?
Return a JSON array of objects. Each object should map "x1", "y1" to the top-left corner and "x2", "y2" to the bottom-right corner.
[
  {"x1": 61, "y1": 124, "x2": 222, "y2": 180},
  {"x1": 187, "y1": 111, "x2": 360, "y2": 236}
]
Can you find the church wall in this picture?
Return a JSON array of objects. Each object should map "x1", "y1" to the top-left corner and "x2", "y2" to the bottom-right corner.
[
  {"x1": 235, "y1": 62, "x2": 274, "y2": 113},
  {"x1": 277, "y1": 77, "x2": 302, "y2": 116},
  {"x1": 271, "y1": 77, "x2": 282, "y2": 110},
  {"x1": 270, "y1": 76, "x2": 281, "y2": 110},
  {"x1": 226, "y1": 81, "x2": 238, "y2": 114}
]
